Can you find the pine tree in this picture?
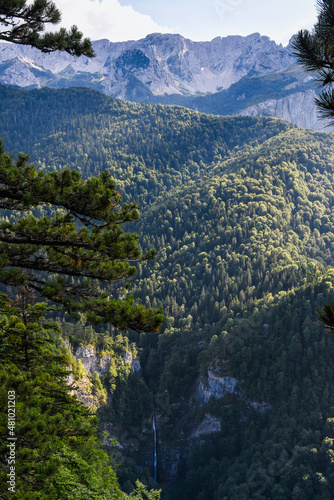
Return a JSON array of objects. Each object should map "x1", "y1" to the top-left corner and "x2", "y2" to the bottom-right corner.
[
  {"x1": 292, "y1": 0, "x2": 334, "y2": 120},
  {"x1": 293, "y1": 1, "x2": 334, "y2": 332},
  {"x1": 0, "y1": 145, "x2": 164, "y2": 332},
  {"x1": 0, "y1": 291, "x2": 161, "y2": 498},
  {"x1": 0, "y1": 0, "x2": 94, "y2": 56},
  {"x1": 0, "y1": 291, "x2": 120, "y2": 498},
  {"x1": 0, "y1": 2, "x2": 161, "y2": 499}
]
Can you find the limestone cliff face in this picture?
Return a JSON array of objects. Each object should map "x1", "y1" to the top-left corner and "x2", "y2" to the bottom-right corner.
[
  {"x1": 75, "y1": 344, "x2": 111, "y2": 376},
  {"x1": 196, "y1": 369, "x2": 272, "y2": 414},
  {"x1": 66, "y1": 344, "x2": 141, "y2": 409},
  {"x1": 74, "y1": 344, "x2": 141, "y2": 375},
  {"x1": 239, "y1": 90, "x2": 334, "y2": 132},
  {"x1": 122, "y1": 350, "x2": 141, "y2": 373},
  {"x1": 0, "y1": 33, "x2": 293, "y2": 97},
  {"x1": 67, "y1": 371, "x2": 99, "y2": 409},
  {"x1": 0, "y1": 34, "x2": 329, "y2": 131},
  {"x1": 196, "y1": 371, "x2": 241, "y2": 404},
  {"x1": 191, "y1": 413, "x2": 221, "y2": 438}
]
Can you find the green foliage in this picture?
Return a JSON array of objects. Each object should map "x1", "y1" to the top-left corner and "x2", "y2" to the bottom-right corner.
[
  {"x1": 92, "y1": 371, "x2": 107, "y2": 403},
  {"x1": 125, "y1": 480, "x2": 161, "y2": 500},
  {"x1": 0, "y1": 141, "x2": 163, "y2": 332},
  {"x1": 0, "y1": 5, "x2": 160, "y2": 498},
  {"x1": 151, "y1": 67, "x2": 317, "y2": 117},
  {"x1": 3, "y1": 84, "x2": 334, "y2": 498},
  {"x1": 0, "y1": 0, "x2": 94, "y2": 56},
  {"x1": 0, "y1": 85, "x2": 292, "y2": 207},
  {"x1": 0, "y1": 292, "x2": 121, "y2": 498},
  {"x1": 292, "y1": 0, "x2": 334, "y2": 120},
  {"x1": 128, "y1": 125, "x2": 334, "y2": 497},
  {"x1": 0, "y1": 291, "x2": 161, "y2": 498},
  {"x1": 101, "y1": 365, "x2": 153, "y2": 429}
]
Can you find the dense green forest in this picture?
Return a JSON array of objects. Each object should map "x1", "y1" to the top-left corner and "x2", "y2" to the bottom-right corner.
[
  {"x1": 2, "y1": 84, "x2": 334, "y2": 498},
  {"x1": 0, "y1": 84, "x2": 292, "y2": 207}
]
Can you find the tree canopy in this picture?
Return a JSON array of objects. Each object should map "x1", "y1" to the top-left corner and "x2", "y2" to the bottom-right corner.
[
  {"x1": 0, "y1": 0, "x2": 94, "y2": 56},
  {"x1": 0, "y1": 2, "x2": 161, "y2": 498},
  {"x1": 293, "y1": 0, "x2": 334, "y2": 335}
]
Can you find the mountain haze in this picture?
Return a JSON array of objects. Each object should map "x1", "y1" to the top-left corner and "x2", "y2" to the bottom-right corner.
[{"x1": 0, "y1": 32, "x2": 329, "y2": 131}]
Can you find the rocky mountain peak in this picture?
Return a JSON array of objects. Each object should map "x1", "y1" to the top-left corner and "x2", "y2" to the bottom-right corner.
[
  {"x1": 0, "y1": 33, "x2": 323, "y2": 130},
  {"x1": 0, "y1": 32, "x2": 294, "y2": 97}
]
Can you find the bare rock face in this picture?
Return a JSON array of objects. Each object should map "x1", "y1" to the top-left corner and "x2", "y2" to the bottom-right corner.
[
  {"x1": 0, "y1": 33, "x2": 293, "y2": 97},
  {"x1": 191, "y1": 413, "x2": 221, "y2": 438},
  {"x1": 68, "y1": 345, "x2": 141, "y2": 409},
  {"x1": 239, "y1": 90, "x2": 334, "y2": 132},
  {"x1": 0, "y1": 33, "x2": 327, "y2": 130},
  {"x1": 66, "y1": 370, "x2": 100, "y2": 409},
  {"x1": 196, "y1": 371, "x2": 241, "y2": 404},
  {"x1": 196, "y1": 369, "x2": 272, "y2": 414},
  {"x1": 75, "y1": 344, "x2": 111, "y2": 376},
  {"x1": 122, "y1": 351, "x2": 141, "y2": 373}
]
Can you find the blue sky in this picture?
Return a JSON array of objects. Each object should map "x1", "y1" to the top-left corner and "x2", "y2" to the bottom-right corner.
[{"x1": 55, "y1": 0, "x2": 318, "y2": 45}]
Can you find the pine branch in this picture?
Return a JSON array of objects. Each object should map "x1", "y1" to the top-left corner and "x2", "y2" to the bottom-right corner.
[{"x1": 0, "y1": 1, "x2": 94, "y2": 57}]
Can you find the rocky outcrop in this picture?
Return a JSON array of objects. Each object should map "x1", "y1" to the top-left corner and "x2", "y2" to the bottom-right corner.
[
  {"x1": 75, "y1": 344, "x2": 141, "y2": 375},
  {"x1": 196, "y1": 371, "x2": 241, "y2": 404},
  {"x1": 75, "y1": 344, "x2": 111, "y2": 376},
  {"x1": 122, "y1": 350, "x2": 141, "y2": 373},
  {"x1": 67, "y1": 371, "x2": 99, "y2": 409},
  {"x1": 239, "y1": 90, "x2": 334, "y2": 132},
  {"x1": 0, "y1": 33, "x2": 327, "y2": 131},
  {"x1": 191, "y1": 413, "x2": 221, "y2": 438},
  {"x1": 196, "y1": 369, "x2": 272, "y2": 414},
  {"x1": 66, "y1": 345, "x2": 141, "y2": 408}
]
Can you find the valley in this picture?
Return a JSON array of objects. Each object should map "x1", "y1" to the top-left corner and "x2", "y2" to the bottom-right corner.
[{"x1": 2, "y1": 84, "x2": 334, "y2": 498}]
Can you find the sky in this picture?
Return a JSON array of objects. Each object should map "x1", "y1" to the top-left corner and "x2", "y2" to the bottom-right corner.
[{"x1": 54, "y1": 0, "x2": 318, "y2": 46}]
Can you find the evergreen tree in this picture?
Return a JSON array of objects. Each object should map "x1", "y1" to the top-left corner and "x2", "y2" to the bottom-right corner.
[
  {"x1": 293, "y1": 0, "x2": 334, "y2": 333},
  {"x1": 0, "y1": 2, "x2": 160, "y2": 498},
  {"x1": 0, "y1": 291, "x2": 120, "y2": 498},
  {"x1": 0, "y1": 291, "x2": 161, "y2": 498},
  {"x1": 0, "y1": 144, "x2": 164, "y2": 332},
  {"x1": 0, "y1": 0, "x2": 94, "y2": 56},
  {"x1": 292, "y1": 0, "x2": 334, "y2": 119}
]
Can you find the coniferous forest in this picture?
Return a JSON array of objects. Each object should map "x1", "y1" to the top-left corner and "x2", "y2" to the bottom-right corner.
[{"x1": 2, "y1": 78, "x2": 334, "y2": 499}]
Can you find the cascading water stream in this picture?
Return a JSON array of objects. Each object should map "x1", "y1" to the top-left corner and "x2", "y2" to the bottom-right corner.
[{"x1": 153, "y1": 414, "x2": 157, "y2": 482}]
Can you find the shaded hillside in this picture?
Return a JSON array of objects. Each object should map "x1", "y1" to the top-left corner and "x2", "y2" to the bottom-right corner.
[
  {"x1": 2, "y1": 85, "x2": 334, "y2": 498},
  {"x1": 150, "y1": 66, "x2": 316, "y2": 115},
  {"x1": 126, "y1": 127, "x2": 334, "y2": 498},
  {"x1": 0, "y1": 85, "x2": 293, "y2": 207},
  {"x1": 130, "y1": 127, "x2": 334, "y2": 391}
]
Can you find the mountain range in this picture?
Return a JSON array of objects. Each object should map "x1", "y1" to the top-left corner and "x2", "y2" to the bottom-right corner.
[{"x1": 0, "y1": 32, "x2": 330, "y2": 131}]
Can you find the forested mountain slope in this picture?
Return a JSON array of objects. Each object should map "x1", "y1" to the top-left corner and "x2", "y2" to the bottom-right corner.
[
  {"x1": 129, "y1": 127, "x2": 334, "y2": 499},
  {"x1": 0, "y1": 84, "x2": 292, "y2": 207},
  {"x1": 3, "y1": 85, "x2": 334, "y2": 498}
]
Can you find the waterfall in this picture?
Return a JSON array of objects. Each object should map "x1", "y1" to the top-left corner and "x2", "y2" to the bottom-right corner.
[{"x1": 153, "y1": 414, "x2": 157, "y2": 482}]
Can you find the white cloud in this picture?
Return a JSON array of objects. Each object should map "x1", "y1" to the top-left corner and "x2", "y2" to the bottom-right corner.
[
  {"x1": 273, "y1": 16, "x2": 317, "y2": 46},
  {"x1": 53, "y1": 0, "x2": 171, "y2": 42}
]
